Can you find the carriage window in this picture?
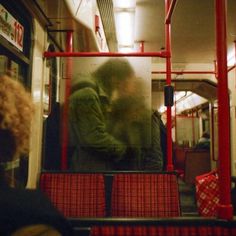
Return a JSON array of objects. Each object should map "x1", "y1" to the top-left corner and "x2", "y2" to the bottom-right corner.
[
  {"x1": 0, "y1": 54, "x2": 27, "y2": 82},
  {"x1": 0, "y1": 2, "x2": 32, "y2": 187}
]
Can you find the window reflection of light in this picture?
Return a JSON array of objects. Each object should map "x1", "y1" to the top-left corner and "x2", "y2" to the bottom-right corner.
[
  {"x1": 33, "y1": 90, "x2": 41, "y2": 102},
  {"x1": 174, "y1": 91, "x2": 186, "y2": 101},
  {"x1": 227, "y1": 47, "x2": 236, "y2": 66},
  {"x1": 175, "y1": 93, "x2": 207, "y2": 114},
  {"x1": 159, "y1": 92, "x2": 207, "y2": 114},
  {"x1": 228, "y1": 56, "x2": 235, "y2": 66},
  {"x1": 158, "y1": 105, "x2": 166, "y2": 114}
]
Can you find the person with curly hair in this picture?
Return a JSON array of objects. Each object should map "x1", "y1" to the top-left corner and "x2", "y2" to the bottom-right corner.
[
  {"x1": 0, "y1": 75, "x2": 33, "y2": 164},
  {"x1": 0, "y1": 75, "x2": 73, "y2": 235}
]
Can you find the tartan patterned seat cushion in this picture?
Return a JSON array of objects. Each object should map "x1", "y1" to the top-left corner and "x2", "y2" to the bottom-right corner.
[
  {"x1": 111, "y1": 173, "x2": 180, "y2": 217},
  {"x1": 40, "y1": 173, "x2": 106, "y2": 217},
  {"x1": 196, "y1": 171, "x2": 219, "y2": 217}
]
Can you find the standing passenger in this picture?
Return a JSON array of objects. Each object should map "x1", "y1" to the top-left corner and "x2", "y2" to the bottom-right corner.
[
  {"x1": 69, "y1": 58, "x2": 135, "y2": 171},
  {"x1": 110, "y1": 78, "x2": 164, "y2": 170},
  {"x1": 0, "y1": 75, "x2": 73, "y2": 235}
]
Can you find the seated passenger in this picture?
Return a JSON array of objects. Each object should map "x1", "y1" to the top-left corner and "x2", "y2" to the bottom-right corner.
[
  {"x1": 195, "y1": 132, "x2": 210, "y2": 150},
  {"x1": 0, "y1": 75, "x2": 73, "y2": 235}
]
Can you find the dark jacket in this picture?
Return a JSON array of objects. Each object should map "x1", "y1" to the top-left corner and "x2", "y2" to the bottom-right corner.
[
  {"x1": 69, "y1": 77, "x2": 126, "y2": 171},
  {"x1": 0, "y1": 179, "x2": 73, "y2": 235}
]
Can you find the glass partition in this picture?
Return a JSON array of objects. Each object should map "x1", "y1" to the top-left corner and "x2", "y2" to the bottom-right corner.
[{"x1": 44, "y1": 57, "x2": 156, "y2": 171}]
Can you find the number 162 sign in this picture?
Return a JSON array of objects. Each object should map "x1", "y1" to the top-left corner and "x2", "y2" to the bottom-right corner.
[{"x1": 0, "y1": 4, "x2": 24, "y2": 52}]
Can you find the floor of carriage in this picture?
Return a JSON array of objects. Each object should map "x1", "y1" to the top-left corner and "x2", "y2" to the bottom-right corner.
[{"x1": 178, "y1": 179, "x2": 198, "y2": 216}]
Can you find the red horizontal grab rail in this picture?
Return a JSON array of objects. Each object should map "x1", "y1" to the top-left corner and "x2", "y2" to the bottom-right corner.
[
  {"x1": 44, "y1": 51, "x2": 169, "y2": 58},
  {"x1": 165, "y1": 0, "x2": 178, "y2": 24},
  {"x1": 152, "y1": 70, "x2": 216, "y2": 75}
]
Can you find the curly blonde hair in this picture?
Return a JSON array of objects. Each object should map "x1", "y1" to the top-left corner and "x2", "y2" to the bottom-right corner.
[{"x1": 0, "y1": 75, "x2": 34, "y2": 161}]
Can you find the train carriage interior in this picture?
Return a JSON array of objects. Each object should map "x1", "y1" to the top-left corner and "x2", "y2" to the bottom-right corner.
[{"x1": 1, "y1": 0, "x2": 236, "y2": 235}]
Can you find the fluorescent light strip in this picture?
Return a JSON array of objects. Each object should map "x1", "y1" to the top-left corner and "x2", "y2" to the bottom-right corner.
[
  {"x1": 113, "y1": 0, "x2": 136, "y2": 8},
  {"x1": 114, "y1": 11, "x2": 135, "y2": 46},
  {"x1": 113, "y1": 0, "x2": 136, "y2": 52}
]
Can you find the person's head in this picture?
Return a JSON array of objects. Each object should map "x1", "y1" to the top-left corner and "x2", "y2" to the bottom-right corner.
[
  {"x1": 111, "y1": 96, "x2": 146, "y2": 122},
  {"x1": 115, "y1": 76, "x2": 149, "y2": 99},
  {"x1": 0, "y1": 75, "x2": 34, "y2": 163},
  {"x1": 93, "y1": 58, "x2": 135, "y2": 97},
  {"x1": 202, "y1": 132, "x2": 210, "y2": 139}
]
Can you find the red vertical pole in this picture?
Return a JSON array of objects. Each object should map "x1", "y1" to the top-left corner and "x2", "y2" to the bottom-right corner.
[
  {"x1": 174, "y1": 88, "x2": 177, "y2": 147},
  {"x1": 61, "y1": 31, "x2": 73, "y2": 170},
  {"x1": 215, "y1": 0, "x2": 233, "y2": 220},
  {"x1": 165, "y1": 0, "x2": 178, "y2": 24},
  {"x1": 165, "y1": 0, "x2": 174, "y2": 171},
  {"x1": 191, "y1": 111, "x2": 196, "y2": 146}
]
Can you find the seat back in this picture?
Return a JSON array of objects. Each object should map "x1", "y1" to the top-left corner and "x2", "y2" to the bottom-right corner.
[
  {"x1": 40, "y1": 172, "x2": 106, "y2": 217},
  {"x1": 184, "y1": 150, "x2": 211, "y2": 184},
  {"x1": 174, "y1": 147, "x2": 192, "y2": 174},
  {"x1": 111, "y1": 173, "x2": 180, "y2": 217}
]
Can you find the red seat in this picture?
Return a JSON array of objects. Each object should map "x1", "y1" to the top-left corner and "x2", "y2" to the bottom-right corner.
[
  {"x1": 39, "y1": 173, "x2": 106, "y2": 217},
  {"x1": 174, "y1": 147, "x2": 192, "y2": 174},
  {"x1": 174, "y1": 148, "x2": 211, "y2": 185},
  {"x1": 111, "y1": 173, "x2": 180, "y2": 217},
  {"x1": 183, "y1": 150, "x2": 211, "y2": 184},
  {"x1": 91, "y1": 225, "x2": 236, "y2": 236}
]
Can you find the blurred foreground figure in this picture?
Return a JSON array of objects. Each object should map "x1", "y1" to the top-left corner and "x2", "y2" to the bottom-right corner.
[
  {"x1": 110, "y1": 77, "x2": 164, "y2": 170},
  {"x1": 69, "y1": 58, "x2": 135, "y2": 171},
  {"x1": 0, "y1": 75, "x2": 73, "y2": 236}
]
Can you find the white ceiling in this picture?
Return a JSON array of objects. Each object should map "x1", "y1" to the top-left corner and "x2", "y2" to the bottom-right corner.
[
  {"x1": 134, "y1": 0, "x2": 236, "y2": 63},
  {"x1": 36, "y1": 0, "x2": 236, "y2": 64}
]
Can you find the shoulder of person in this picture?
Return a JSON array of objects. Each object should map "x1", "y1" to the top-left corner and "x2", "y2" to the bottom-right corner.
[
  {"x1": 70, "y1": 77, "x2": 99, "y2": 101},
  {"x1": 71, "y1": 76, "x2": 98, "y2": 94}
]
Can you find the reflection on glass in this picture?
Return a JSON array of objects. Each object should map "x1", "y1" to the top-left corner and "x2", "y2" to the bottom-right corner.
[{"x1": 67, "y1": 57, "x2": 164, "y2": 171}]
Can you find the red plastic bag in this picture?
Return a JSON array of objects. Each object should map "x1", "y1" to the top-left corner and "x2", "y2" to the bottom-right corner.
[{"x1": 195, "y1": 170, "x2": 219, "y2": 217}]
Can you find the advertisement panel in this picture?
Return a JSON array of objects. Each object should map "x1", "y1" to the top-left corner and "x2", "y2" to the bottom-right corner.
[{"x1": 0, "y1": 4, "x2": 24, "y2": 51}]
